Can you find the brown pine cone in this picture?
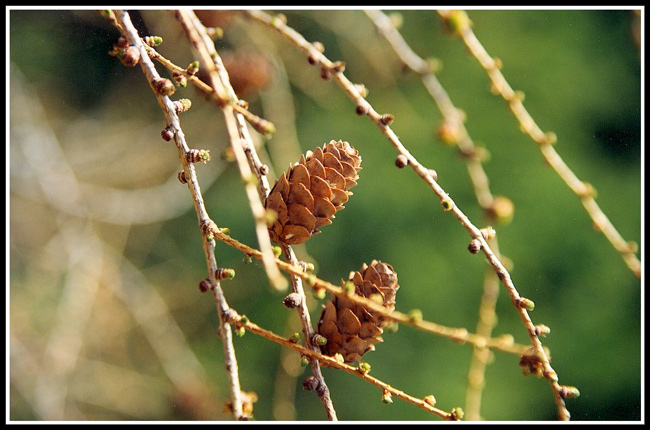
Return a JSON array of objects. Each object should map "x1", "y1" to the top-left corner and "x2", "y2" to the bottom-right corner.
[
  {"x1": 317, "y1": 260, "x2": 399, "y2": 363},
  {"x1": 265, "y1": 140, "x2": 361, "y2": 246}
]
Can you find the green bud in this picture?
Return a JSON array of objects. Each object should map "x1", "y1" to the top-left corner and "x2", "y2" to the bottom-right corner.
[
  {"x1": 409, "y1": 309, "x2": 423, "y2": 323},
  {"x1": 358, "y1": 362, "x2": 371, "y2": 373}
]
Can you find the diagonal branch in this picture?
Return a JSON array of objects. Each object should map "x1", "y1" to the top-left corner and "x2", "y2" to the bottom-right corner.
[
  {"x1": 175, "y1": 10, "x2": 338, "y2": 420},
  {"x1": 109, "y1": 9, "x2": 246, "y2": 420},
  {"x1": 244, "y1": 9, "x2": 572, "y2": 421},
  {"x1": 438, "y1": 10, "x2": 641, "y2": 279}
]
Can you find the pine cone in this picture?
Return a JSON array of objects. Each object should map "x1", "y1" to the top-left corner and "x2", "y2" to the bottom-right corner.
[
  {"x1": 317, "y1": 260, "x2": 399, "y2": 363},
  {"x1": 265, "y1": 140, "x2": 361, "y2": 246}
]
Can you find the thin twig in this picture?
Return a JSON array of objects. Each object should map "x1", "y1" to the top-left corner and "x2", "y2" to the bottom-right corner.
[
  {"x1": 205, "y1": 223, "x2": 528, "y2": 356},
  {"x1": 364, "y1": 9, "x2": 506, "y2": 420},
  {"x1": 110, "y1": 10, "x2": 246, "y2": 420},
  {"x1": 144, "y1": 44, "x2": 276, "y2": 137},
  {"x1": 175, "y1": 10, "x2": 337, "y2": 420},
  {"x1": 244, "y1": 9, "x2": 571, "y2": 421},
  {"x1": 222, "y1": 308, "x2": 461, "y2": 421},
  {"x1": 438, "y1": 10, "x2": 641, "y2": 279},
  {"x1": 173, "y1": 10, "x2": 287, "y2": 294}
]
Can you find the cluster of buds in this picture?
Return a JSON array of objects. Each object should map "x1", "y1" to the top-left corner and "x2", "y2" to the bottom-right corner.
[{"x1": 109, "y1": 36, "x2": 140, "y2": 67}]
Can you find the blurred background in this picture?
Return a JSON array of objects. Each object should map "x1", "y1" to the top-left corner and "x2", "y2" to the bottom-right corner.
[{"x1": 8, "y1": 8, "x2": 642, "y2": 422}]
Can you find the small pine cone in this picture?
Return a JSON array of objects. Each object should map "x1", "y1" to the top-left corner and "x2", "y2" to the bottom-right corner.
[
  {"x1": 265, "y1": 140, "x2": 361, "y2": 245},
  {"x1": 318, "y1": 260, "x2": 399, "y2": 363}
]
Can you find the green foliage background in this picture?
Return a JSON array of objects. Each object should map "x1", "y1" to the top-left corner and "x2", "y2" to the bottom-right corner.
[{"x1": 9, "y1": 8, "x2": 642, "y2": 421}]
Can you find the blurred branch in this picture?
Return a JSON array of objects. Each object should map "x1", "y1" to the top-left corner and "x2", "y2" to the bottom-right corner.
[
  {"x1": 244, "y1": 9, "x2": 571, "y2": 420},
  {"x1": 222, "y1": 308, "x2": 462, "y2": 421},
  {"x1": 173, "y1": 9, "x2": 287, "y2": 293},
  {"x1": 364, "y1": 9, "x2": 507, "y2": 420},
  {"x1": 438, "y1": 10, "x2": 641, "y2": 279},
  {"x1": 109, "y1": 9, "x2": 247, "y2": 420},
  {"x1": 175, "y1": 10, "x2": 337, "y2": 419},
  {"x1": 205, "y1": 223, "x2": 529, "y2": 356}
]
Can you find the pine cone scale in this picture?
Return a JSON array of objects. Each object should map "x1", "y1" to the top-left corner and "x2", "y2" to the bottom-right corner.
[
  {"x1": 318, "y1": 260, "x2": 399, "y2": 363},
  {"x1": 265, "y1": 140, "x2": 361, "y2": 246}
]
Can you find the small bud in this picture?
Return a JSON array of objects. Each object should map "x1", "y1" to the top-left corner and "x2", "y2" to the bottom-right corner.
[
  {"x1": 316, "y1": 383, "x2": 327, "y2": 397},
  {"x1": 100, "y1": 10, "x2": 115, "y2": 21},
  {"x1": 271, "y1": 13, "x2": 287, "y2": 27},
  {"x1": 307, "y1": 52, "x2": 319, "y2": 65},
  {"x1": 382, "y1": 390, "x2": 393, "y2": 404},
  {"x1": 161, "y1": 126, "x2": 175, "y2": 141},
  {"x1": 187, "y1": 60, "x2": 200, "y2": 75},
  {"x1": 468, "y1": 238, "x2": 482, "y2": 254},
  {"x1": 450, "y1": 407, "x2": 465, "y2": 421},
  {"x1": 442, "y1": 10, "x2": 472, "y2": 35},
  {"x1": 144, "y1": 35, "x2": 163, "y2": 46},
  {"x1": 272, "y1": 246, "x2": 282, "y2": 258},
  {"x1": 172, "y1": 72, "x2": 187, "y2": 87},
  {"x1": 358, "y1": 362, "x2": 371, "y2": 374},
  {"x1": 216, "y1": 268, "x2": 236, "y2": 280},
  {"x1": 198, "y1": 279, "x2": 212, "y2": 293},
  {"x1": 320, "y1": 67, "x2": 332, "y2": 80},
  {"x1": 333, "y1": 353, "x2": 345, "y2": 364},
  {"x1": 543, "y1": 131, "x2": 558, "y2": 145},
  {"x1": 120, "y1": 46, "x2": 141, "y2": 67},
  {"x1": 355, "y1": 104, "x2": 368, "y2": 116},
  {"x1": 513, "y1": 90, "x2": 525, "y2": 102},
  {"x1": 559, "y1": 385, "x2": 580, "y2": 399},
  {"x1": 388, "y1": 12, "x2": 403, "y2": 29},
  {"x1": 313, "y1": 288, "x2": 326, "y2": 300},
  {"x1": 302, "y1": 262, "x2": 315, "y2": 272},
  {"x1": 220, "y1": 227, "x2": 231, "y2": 236},
  {"x1": 425, "y1": 57, "x2": 442, "y2": 73},
  {"x1": 354, "y1": 84, "x2": 369, "y2": 98},
  {"x1": 534, "y1": 324, "x2": 551, "y2": 337},
  {"x1": 578, "y1": 182, "x2": 597, "y2": 199},
  {"x1": 306, "y1": 274, "x2": 317, "y2": 286},
  {"x1": 492, "y1": 57, "x2": 503, "y2": 70},
  {"x1": 312, "y1": 41, "x2": 325, "y2": 53},
  {"x1": 480, "y1": 226, "x2": 496, "y2": 241},
  {"x1": 174, "y1": 98, "x2": 192, "y2": 113},
  {"x1": 289, "y1": 332, "x2": 301, "y2": 343},
  {"x1": 153, "y1": 77, "x2": 176, "y2": 96},
  {"x1": 487, "y1": 196, "x2": 514, "y2": 224},
  {"x1": 206, "y1": 26, "x2": 224, "y2": 39},
  {"x1": 302, "y1": 376, "x2": 319, "y2": 391},
  {"x1": 283, "y1": 293, "x2": 302, "y2": 309},
  {"x1": 429, "y1": 169, "x2": 438, "y2": 181},
  {"x1": 177, "y1": 170, "x2": 188, "y2": 184},
  {"x1": 395, "y1": 154, "x2": 409, "y2": 168},
  {"x1": 517, "y1": 297, "x2": 535, "y2": 311},
  {"x1": 239, "y1": 315, "x2": 249, "y2": 325},
  {"x1": 332, "y1": 61, "x2": 346, "y2": 73},
  {"x1": 235, "y1": 326, "x2": 246, "y2": 337},
  {"x1": 436, "y1": 119, "x2": 462, "y2": 145},
  {"x1": 343, "y1": 281, "x2": 355, "y2": 295},
  {"x1": 312, "y1": 334, "x2": 328, "y2": 346},
  {"x1": 423, "y1": 394, "x2": 437, "y2": 407},
  {"x1": 441, "y1": 197, "x2": 454, "y2": 211},
  {"x1": 380, "y1": 113, "x2": 394, "y2": 125},
  {"x1": 187, "y1": 149, "x2": 210, "y2": 164},
  {"x1": 408, "y1": 309, "x2": 423, "y2": 323},
  {"x1": 300, "y1": 356, "x2": 310, "y2": 367}
]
